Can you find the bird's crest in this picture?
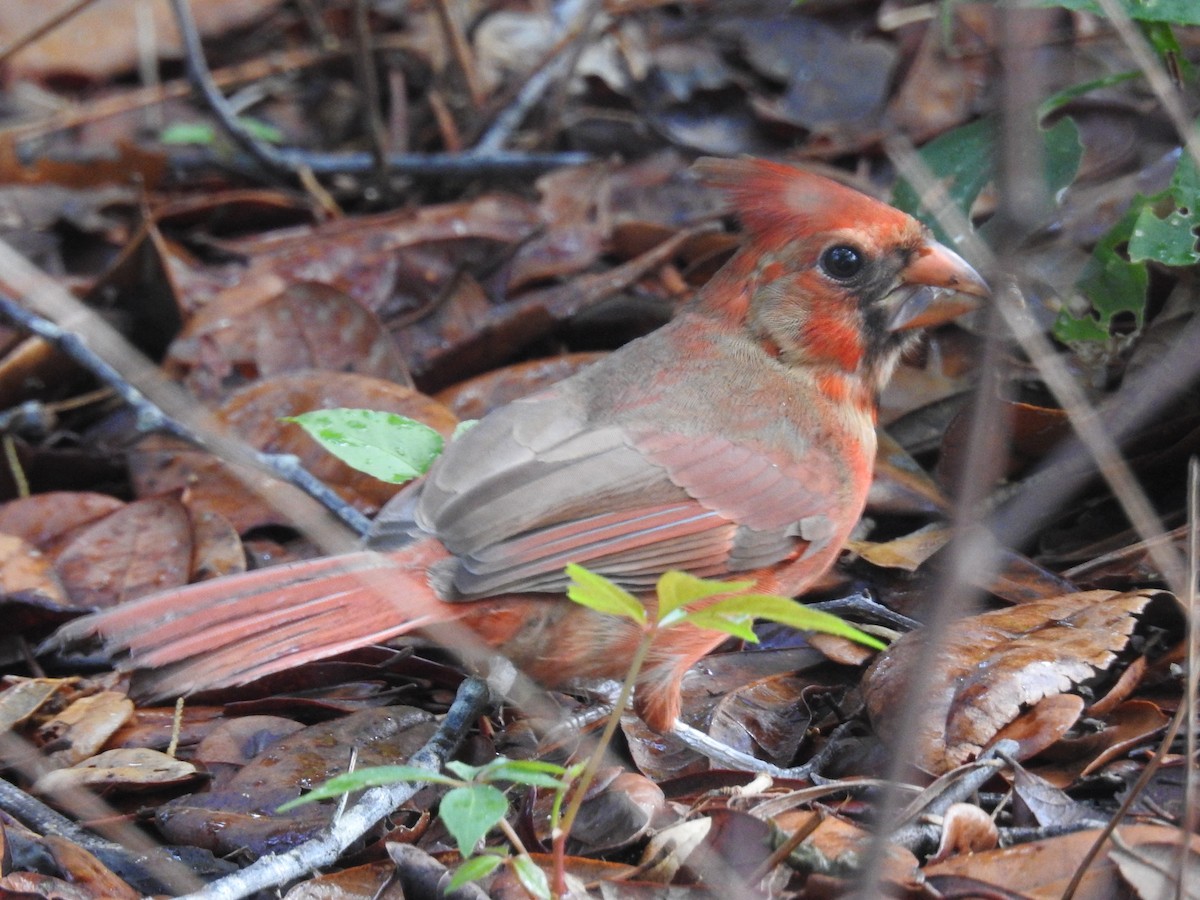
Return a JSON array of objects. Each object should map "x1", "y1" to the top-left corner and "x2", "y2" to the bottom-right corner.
[{"x1": 695, "y1": 157, "x2": 916, "y2": 248}]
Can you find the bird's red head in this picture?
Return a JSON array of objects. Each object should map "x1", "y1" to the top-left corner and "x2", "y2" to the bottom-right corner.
[{"x1": 691, "y1": 157, "x2": 988, "y2": 394}]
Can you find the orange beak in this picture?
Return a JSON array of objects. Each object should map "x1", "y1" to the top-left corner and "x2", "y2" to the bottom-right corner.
[{"x1": 888, "y1": 239, "x2": 989, "y2": 331}]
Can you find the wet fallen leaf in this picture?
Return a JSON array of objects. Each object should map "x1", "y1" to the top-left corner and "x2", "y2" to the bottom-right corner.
[
  {"x1": 167, "y1": 281, "x2": 410, "y2": 402},
  {"x1": 54, "y1": 494, "x2": 193, "y2": 609}
]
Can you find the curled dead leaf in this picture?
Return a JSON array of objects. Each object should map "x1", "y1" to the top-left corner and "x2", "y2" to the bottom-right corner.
[{"x1": 863, "y1": 590, "x2": 1180, "y2": 774}]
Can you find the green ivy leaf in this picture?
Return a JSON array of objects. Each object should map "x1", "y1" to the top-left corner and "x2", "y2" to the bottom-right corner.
[
  {"x1": 1042, "y1": 116, "x2": 1084, "y2": 201},
  {"x1": 656, "y1": 570, "x2": 753, "y2": 623},
  {"x1": 1129, "y1": 150, "x2": 1200, "y2": 266},
  {"x1": 892, "y1": 118, "x2": 994, "y2": 245},
  {"x1": 285, "y1": 408, "x2": 443, "y2": 484},
  {"x1": 448, "y1": 853, "x2": 505, "y2": 891},
  {"x1": 1055, "y1": 203, "x2": 1149, "y2": 342},
  {"x1": 440, "y1": 784, "x2": 508, "y2": 857},
  {"x1": 565, "y1": 563, "x2": 646, "y2": 624},
  {"x1": 275, "y1": 765, "x2": 455, "y2": 811},
  {"x1": 893, "y1": 115, "x2": 1081, "y2": 245}
]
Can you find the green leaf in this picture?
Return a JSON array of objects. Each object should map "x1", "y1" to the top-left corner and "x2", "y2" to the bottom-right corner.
[
  {"x1": 1026, "y1": 0, "x2": 1200, "y2": 25},
  {"x1": 681, "y1": 595, "x2": 887, "y2": 650},
  {"x1": 448, "y1": 853, "x2": 505, "y2": 890},
  {"x1": 444, "y1": 760, "x2": 484, "y2": 781},
  {"x1": 476, "y1": 758, "x2": 574, "y2": 789},
  {"x1": 440, "y1": 785, "x2": 509, "y2": 857},
  {"x1": 676, "y1": 604, "x2": 760, "y2": 642},
  {"x1": 565, "y1": 564, "x2": 646, "y2": 624},
  {"x1": 275, "y1": 765, "x2": 455, "y2": 810},
  {"x1": 656, "y1": 570, "x2": 753, "y2": 622},
  {"x1": 512, "y1": 854, "x2": 551, "y2": 900},
  {"x1": 285, "y1": 408, "x2": 444, "y2": 484},
  {"x1": 159, "y1": 122, "x2": 220, "y2": 146},
  {"x1": 159, "y1": 117, "x2": 285, "y2": 146},
  {"x1": 892, "y1": 118, "x2": 995, "y2": 245},
  {"x1": 1055, "y1": 203, "x2": 1149, "y2": 342},
  {"x1": 1037, "y1": 71, "x2": 1141, "y2": 120},
  {"x1": 1041, "y1": 116, "x2": 1084, "y2": 200},
  {"x1": 893, "y1": 115, "x2": 1080, "y2": 245},
  {"x1": 1128, "y1": 151, "x2": 1200, "y2": 266}
]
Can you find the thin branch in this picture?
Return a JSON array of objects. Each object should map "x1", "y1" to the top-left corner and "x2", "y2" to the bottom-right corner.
[
  {"x1": 0, "y1": 239, "x2": 366, "y2": 550},
  {"x1": 169, "y1": 0, "x2": 297, "y2": 181},
  {"x1": 0, "y1": 295, "x2": 372, "y2": 537}
]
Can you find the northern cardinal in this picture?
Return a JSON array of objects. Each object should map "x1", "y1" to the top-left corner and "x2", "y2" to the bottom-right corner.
[{"x1": 48, "y1": 158, "x2": 987, "y2": 733}]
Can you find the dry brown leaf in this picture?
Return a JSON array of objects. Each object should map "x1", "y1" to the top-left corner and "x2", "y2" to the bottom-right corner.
[
  {"x1": 36, "y1": 691, "x2": 134, "y2": 768},
  {"x1": 42, "y1": 834, "x2": 141, "y2": 900},
  {"x1": 167, "y1": 282, "x2": 410, "y2": 402},
  {"x1": 925, "y1": 824, "x2": 1200, "y2": 900},
  {"x1": 929, "y1": 802, "x2": 999, "y2": 863},
  {"x1": 0, "y1": 492, "x2": 125, "y2": 555},
  {"x1": 54, "y1": 494, "x2": 193, "y2": 609},
  {"x1": 0, "y1": 533, "x2": 69, "y2": 605},
  {"x1": 0, "y1": 0, "x2": 282, "y2": 80},
  {"x1": 34, "y1": 748, "x2": 200, "y2": 794},
  {"x1": 863, "y1": 589, "x2": 1174, "y2": 773},
  {"x1": 155, "y1": 707, "x2": 437, "y2": 857}
]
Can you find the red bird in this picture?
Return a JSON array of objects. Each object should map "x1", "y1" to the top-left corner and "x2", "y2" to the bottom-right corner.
[{"x1": 49, "y1": 159, "x2": 987, "y2": 733}]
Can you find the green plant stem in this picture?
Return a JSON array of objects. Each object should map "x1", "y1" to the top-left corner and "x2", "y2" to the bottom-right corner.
[
  {"x1": 550, "y1": 628, "x2": 656, "y2": 897},
  {"x1": 497, "y1": 815, "x2": 529, "y2": 857}
]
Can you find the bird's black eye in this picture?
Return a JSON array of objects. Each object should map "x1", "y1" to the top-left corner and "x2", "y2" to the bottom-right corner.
[{"x1": 820, "y1": 245, "x2": 865, "y2": 280}]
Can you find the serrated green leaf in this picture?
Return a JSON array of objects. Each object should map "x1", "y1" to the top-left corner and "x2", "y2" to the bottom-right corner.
[
  {"x1": 448, "y1": 853, "x2": 504, "y2": 890},
  {"x1": 275, "y1": 765, "x2": 455, "y2": 810},
  {"x1": 285, "y1": 408, "x2": 443, "y2": 484},
  {"x1": 656, "y1": 570, "x2": 753, "y2": 621},
  {"x1": 512, "y1": 854, "x2": 551, "y2": 900},
  {"x1": 565, "y1": 564, "x2": 646, "y2": 624},
  {"x1": 440, "y1": 785, "x2": 508, "y2": 857},
  {"x1": 682, "y1": 595, "x2": 887, "y2": 649}
]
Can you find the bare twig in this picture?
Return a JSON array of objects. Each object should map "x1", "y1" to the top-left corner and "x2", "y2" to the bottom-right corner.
[
  {"x1": 472, "y1": 0, "x2": 603, "y2": 153},
  {"x1": 351, "y1": 0, "x2": 390, "y2": 183},
  {"x1": 0, "y1": 294, "x2": 371, "y2": 536},
  {"x1": 169, "y1": 0, "x2": 296, "y2": 181},
  {"x1": 431, "y1": 0, "x2": 486, "y2": 109},
  {"x1": 0, "y1": 239, "x2": 367, "y2": 546}
]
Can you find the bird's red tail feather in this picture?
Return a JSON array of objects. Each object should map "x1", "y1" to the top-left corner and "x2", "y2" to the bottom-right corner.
[{"x1": 47, "y1": 539, "x2": 469, "y2": 700}]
